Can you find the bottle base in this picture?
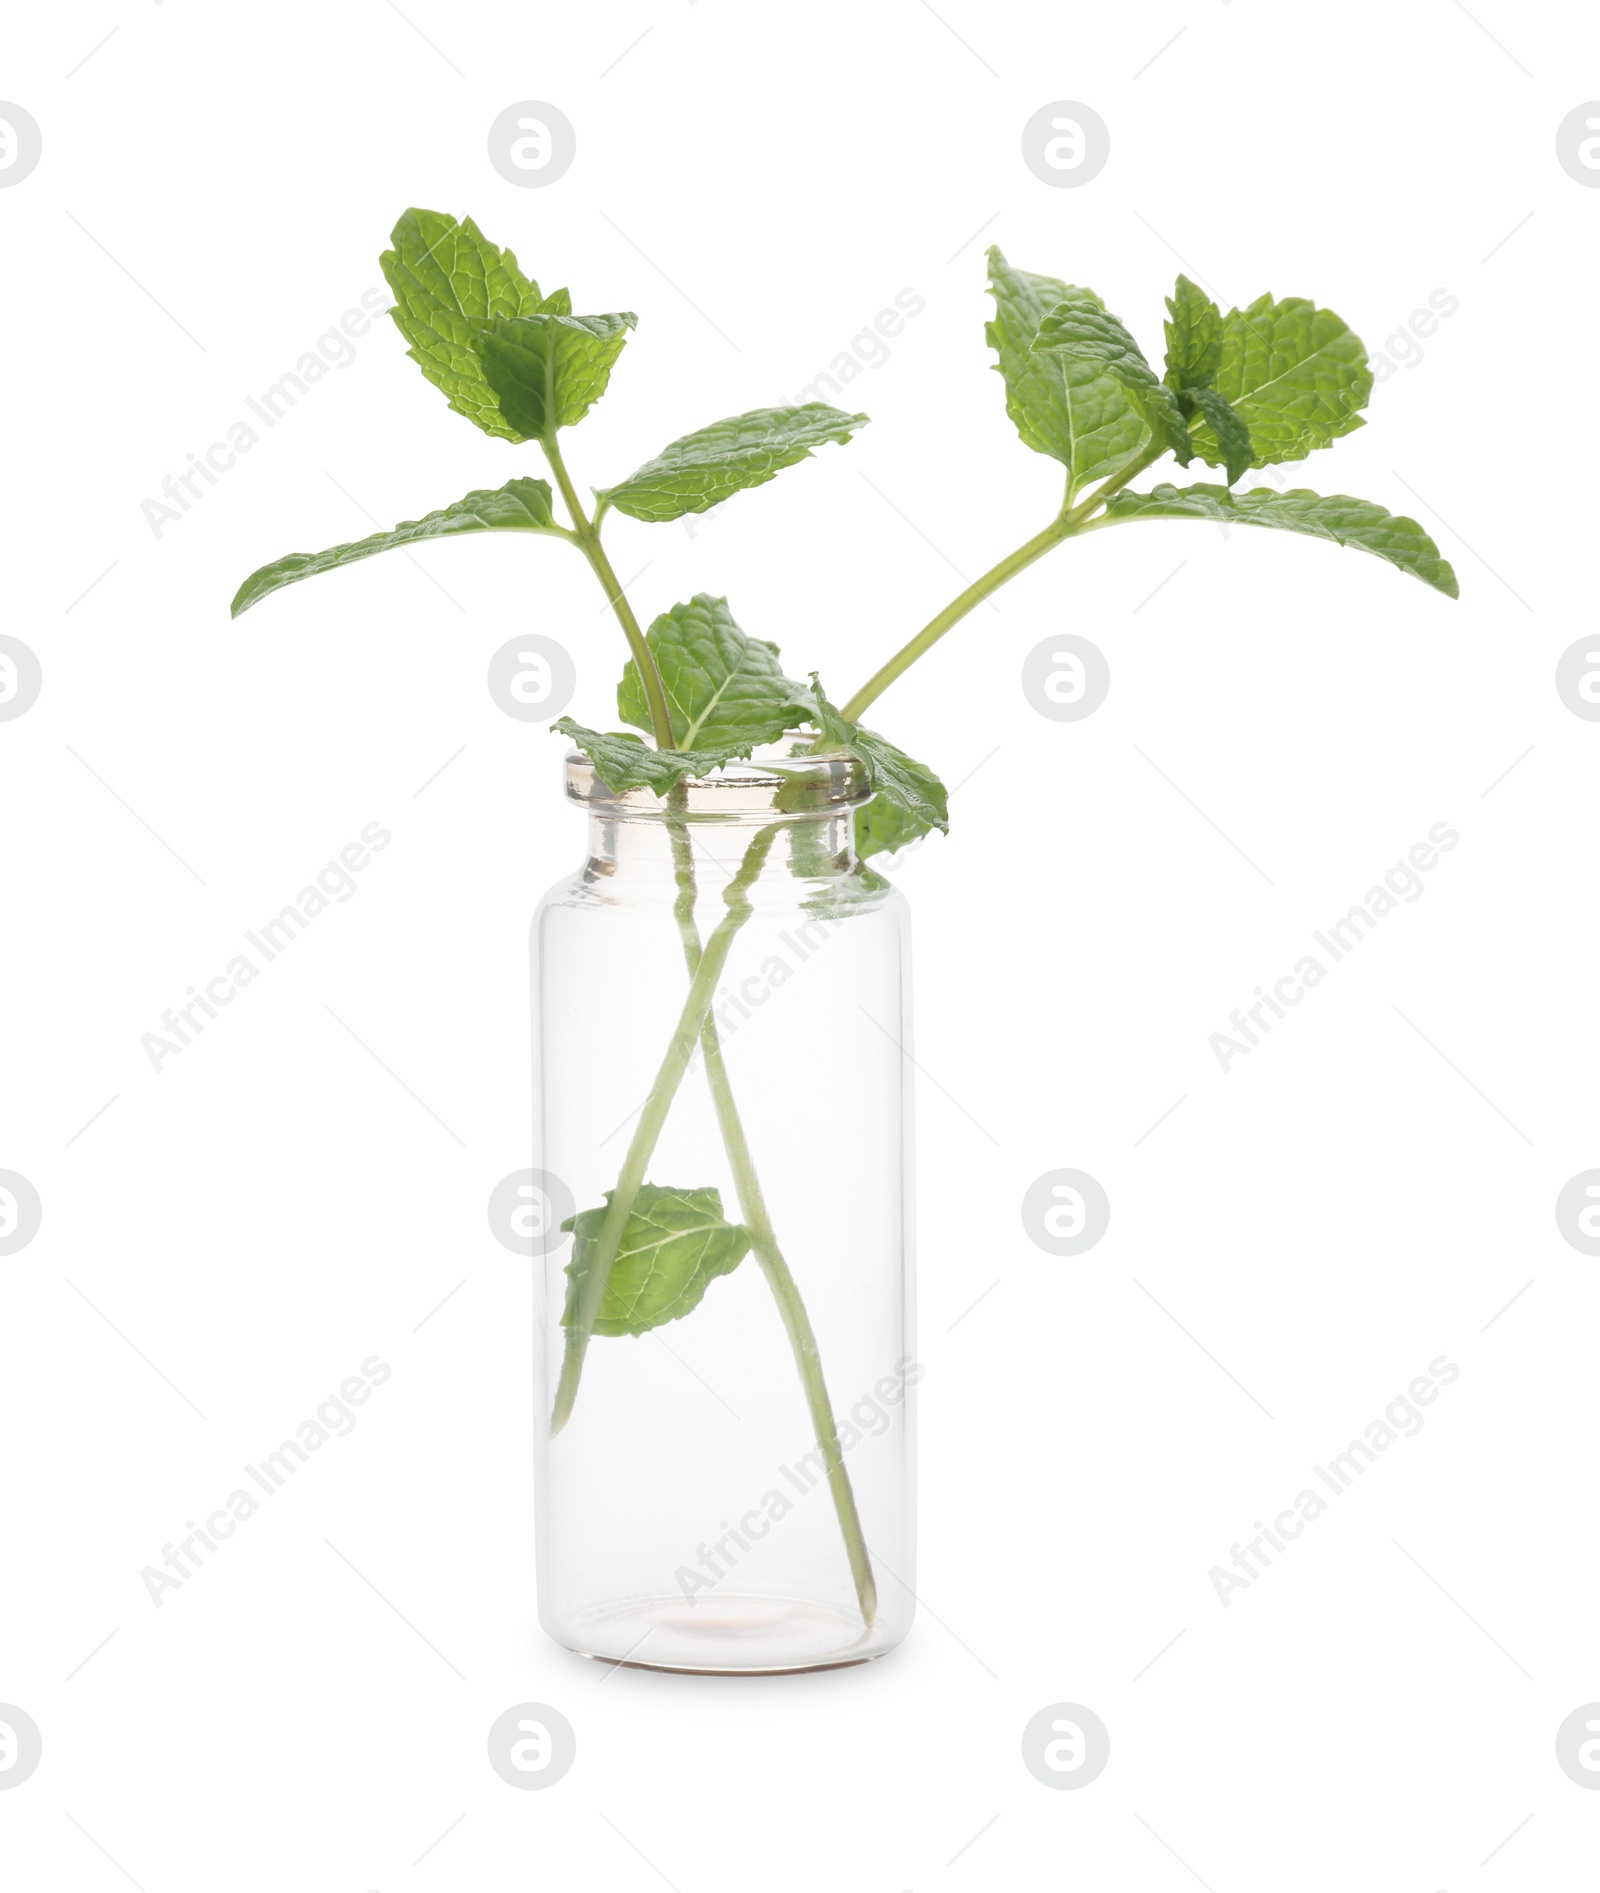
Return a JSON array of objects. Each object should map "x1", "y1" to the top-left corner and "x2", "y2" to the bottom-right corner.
[{"x1": 549, "y1": 1590, "x2": 902, "y2": 1675}]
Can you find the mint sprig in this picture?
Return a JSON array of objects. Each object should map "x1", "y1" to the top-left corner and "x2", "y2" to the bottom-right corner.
[
  {"x1": 232, "y1": 214, "x2": 1460, "y2": 1636},
  {"x1": 841, "y1": 255, "x2": 1452, "y2": 718},
  {"x1": 240, "y1": 212, "x2": 1455, "y2": 785}
]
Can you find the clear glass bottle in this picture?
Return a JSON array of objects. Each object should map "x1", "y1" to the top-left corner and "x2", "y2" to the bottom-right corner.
[{"x1": 531, "y1": 743, "x2": 916, "y2": 1673}]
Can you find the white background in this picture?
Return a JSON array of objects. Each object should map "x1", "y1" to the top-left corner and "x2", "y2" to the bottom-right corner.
[{"x1": 2, "y1": 2, "x2": 1597, "y2": 1886}]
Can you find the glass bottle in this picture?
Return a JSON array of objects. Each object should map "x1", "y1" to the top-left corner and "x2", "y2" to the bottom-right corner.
[{"x1": 531, "y1": 744, "x2": 916, "y2": 1673}]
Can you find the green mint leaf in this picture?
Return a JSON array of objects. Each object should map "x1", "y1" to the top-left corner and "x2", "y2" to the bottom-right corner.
[
  {"x1": 1031, "y1": 299, "x2": 1193, "y2": 468},
  {"x1": 477, "y1": 310, "x2": 636, "y2": 439},
  {"x1": 230, "y1": 477, "x2": 559, "y2": 617},
  {"x1": 1183, "y1": 388, "x2": 1253, "y2": 485},
  {"x1": 809, "y1": 681, "x2": 950, "y2": 860},
  {"x1": 1162, "y1": 274, "x2": 1223, "y2": 391},
  {"x1": 380, "y1": 208, "x2": 546, "y2": 442},
  {"x1": 986, "y1": 246, "x2": 1147, "y2": 488},
  {"x1": 1191, "y1": 294, "x2": 1373, "y2": 469},
  {"x1": 596, "y1": 404, "x2": 869, "y2": 524},
  {"x1": 1101, "y1": 483, "x2": 1459, "y2": 597},
  {"x1": 561, "y1": 1184, "x2": 749, "y2": 1337},
  {"x1": 1127, "y1": 380, "x2": 1197, "y2": 468},
  {"x1": 552, "y1": 718, "x2": 764, "y2": 796},
  {"x1": 855, "y1": 758, "x2": 949, "y2": 861},
  {"x1": 617, "y1": 594, "x2": 813, "y2": 746}
]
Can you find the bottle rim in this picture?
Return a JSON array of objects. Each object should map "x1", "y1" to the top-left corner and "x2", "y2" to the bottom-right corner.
[{"x1": 563, "y1": 738, "x2": 872, "y2": 820}]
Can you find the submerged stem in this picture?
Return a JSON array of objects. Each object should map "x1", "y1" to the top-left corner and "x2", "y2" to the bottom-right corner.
[
  {"x1": 549, "y1": 822, "x2": 778, "y2": 1432},
  {"x1": 666, "y1": 811, "x2": 877, "y2": 1626},
  {"x1": 705, "y1": 1045, "x2": 879, "y2": 1626}
]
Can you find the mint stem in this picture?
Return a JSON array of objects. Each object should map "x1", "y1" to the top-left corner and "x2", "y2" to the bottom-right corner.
[
  {"x1": 550, "y1": 805, "x2": 878, "y2": 1625},
  {"x1": 702, "y1": 1042, "x2": 879, "y2": 1626},
  {"x1": 840, "y1": 445, "x2": 1162, "y2": 722},
  {"x1": 547, "y1": 437, "x2": 879, "y2": 1624},
  {"x1": 840, "y1": 516, "x2": 1069, "y2": 722},
  {"x1": 542, "y1": 431, "x2": 678, "y2": 750},
  {"x1": 550, "y1": 823, "x2": 779, "y2": 1432},
  {"x1": 666, "y1": 812, "x2": 877, "y2": 1625}
]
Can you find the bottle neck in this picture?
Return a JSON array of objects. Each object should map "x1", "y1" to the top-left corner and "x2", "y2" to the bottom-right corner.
[{"x1": 583, "y1": 811, "x2": 860, "y2": 889}]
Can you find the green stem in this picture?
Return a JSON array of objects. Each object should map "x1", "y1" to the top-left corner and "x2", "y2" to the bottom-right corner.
[
  {"x1": 549, "y1": 823, "x2": 778, "y2": 1433},
  {"x1": 544, "y1": 433, "x2": 877, "y2": 1622},
  {"x1": 665, "y1": 816, "x2": 877, "y2": 1626},
  {"x1": 542, "y1": 432, "x2": 678, "y2": 750},
  {"x1": 840, "y1": 445, "x2": 1163, "y2": 723},
  {"x1": 840, "y1": 516, "x2": 1072, "y2": 722},
  {"x1": 709, "y1": 1040, "x2": 879, "y2": 1625}
]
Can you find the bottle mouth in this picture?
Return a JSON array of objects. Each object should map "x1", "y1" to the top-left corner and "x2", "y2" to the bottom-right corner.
[{"x1": 564, "y1": 736, "x2": 871, "y2": 820}]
